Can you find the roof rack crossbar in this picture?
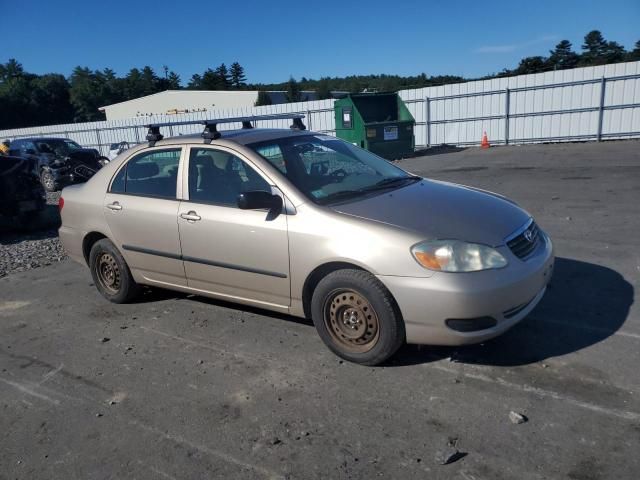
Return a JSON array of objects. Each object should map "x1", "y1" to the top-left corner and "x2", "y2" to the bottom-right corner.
[
  {"x1": 146, "y1": 126, "x2": 163, "y2": 147},
  {"x1": 146, "y1": 113, "x2": 305, "y2": 130},
  {"x1": 145, "y1": 113, "x2": 307, "y2": 145},
  {"x1": 202, "y1": 122, "x2": 221, "y2": 144}
]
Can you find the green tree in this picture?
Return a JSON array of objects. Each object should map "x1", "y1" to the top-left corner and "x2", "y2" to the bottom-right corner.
[
  {"x1": 581, "y1": 30, "x2": 609, "y2": 65},
  {"x1": 166, "y1": 71, "x2": 181, "y2": 89},
  {"x1": 628, "y1": 40, "x2": 640, "y2": 61},
  {"x1": 548, "y1": 40, "x2": 579, "y2": 70},
  {"x1": 188, "y1": 73, "x2": 203, "y2": 89},
  {"x1": 29, "y1": 74, "x2": 74, "y2": 125},
  {"x1": 316, "y1": 77, "x2": 332, "y2": 99},
  {"x1": 69, "y1": 67, "x2": 106, "y2": 121},
  {"x1": 254, "y1": 90, "x2": 272, "y2": 106},
  {"x1": 514, "y1": 56, "x2": 548, "y2": 75},
  {"x1": 0, "y1": 58, "x2": 24, "y2": 81},
  {"x1": 602, "y1": 41, "x2": 626, "y2": 63},
  {"x1": 215, "y1": 63, "x2": 231, "y2": 90},
  {"x1": 285, "y1": 76, "x2": 301, "y2": 102},
  {"x1": 230, "y1": 62, "x2": 246, "y2": 89}
]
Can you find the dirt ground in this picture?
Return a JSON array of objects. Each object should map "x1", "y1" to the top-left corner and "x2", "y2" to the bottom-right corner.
[{"x1": 1, "y1": 140, "x2": 639, "y2": 479}]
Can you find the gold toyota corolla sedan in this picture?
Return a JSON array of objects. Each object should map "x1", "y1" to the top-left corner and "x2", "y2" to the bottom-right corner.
[{"x1": 59, "y1": 114, "x2": 554, "y2": 365}]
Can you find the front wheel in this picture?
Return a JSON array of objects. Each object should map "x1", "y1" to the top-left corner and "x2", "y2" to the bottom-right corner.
[
  {"x1": 311, "y1": 269, "x2": 405, "y2": 365},
  {"x1": 40, "y1": 169, "x2": 57, "y2": 192},
  {"x1": 89, "y1": 239, "x2": 140, "y2": 303}
]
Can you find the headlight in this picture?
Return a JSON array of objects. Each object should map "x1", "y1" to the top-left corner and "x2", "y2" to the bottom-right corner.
[{"x1": 411, "y1": 240, "x2": 508, "y2": 272}]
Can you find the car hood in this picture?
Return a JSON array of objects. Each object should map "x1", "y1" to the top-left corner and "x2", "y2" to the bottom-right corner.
[{"x1": 332, "y1": 179, "x2": 530, "y2": 246}]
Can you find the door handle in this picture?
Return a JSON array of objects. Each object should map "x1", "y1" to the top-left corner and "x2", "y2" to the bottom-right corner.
[
  {"x1": 106, "y1": 201, "x2": 122, "y2": 211},
  {"x1": 180, "y1": 211, "x2": 201, "y2": 222}
]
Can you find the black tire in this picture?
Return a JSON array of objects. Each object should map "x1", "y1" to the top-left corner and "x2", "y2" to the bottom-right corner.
[
  {"x1": 40, "y1": 169, "x2": 57, "y2": 192},
  {"x1": 89, "y1": 238, "x2": 141, "y2": 303},
  {"x1": 311, "y1": 269, "x2": 405, "y2": 366}
]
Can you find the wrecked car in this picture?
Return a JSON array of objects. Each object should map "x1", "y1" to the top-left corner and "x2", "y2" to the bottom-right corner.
[
  {"x1": 0, "y1": 155, "x2": 46, "y2": 229},
  {"x1": 9, "y1": 137, "x2": 106, "y2": 192}
]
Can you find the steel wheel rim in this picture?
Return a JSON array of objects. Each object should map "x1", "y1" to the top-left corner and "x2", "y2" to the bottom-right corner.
[
  {"x1": 323, "y1": 289, "x2": 380, "y2": 353},
  {"x1": 42, "y1": 172, "x2": 54, "y2": 190},
  {"x1": 95, "y1": 253, "x2": 121, "y2": 294}
]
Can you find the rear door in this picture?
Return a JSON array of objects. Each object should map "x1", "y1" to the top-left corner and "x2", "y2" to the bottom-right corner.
[
  {"x1": 103, "y1": 147, "x2": 187, "y2": 287},
  {"x1": 178, "y1": 145, "x2": 290, "y2": 309}
]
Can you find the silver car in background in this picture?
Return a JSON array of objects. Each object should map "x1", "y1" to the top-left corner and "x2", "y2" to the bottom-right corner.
[{"x1": 59, "y1": 114, "x2": 554, "y2": 365}]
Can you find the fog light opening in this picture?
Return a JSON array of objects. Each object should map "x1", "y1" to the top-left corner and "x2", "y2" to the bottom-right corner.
[{"x1": 445, "y1": 316, "x2": 497, "y2": 332}]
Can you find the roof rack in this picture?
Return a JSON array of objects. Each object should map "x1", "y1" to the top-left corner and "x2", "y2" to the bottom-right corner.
[{"x1": 146, "y1": 113, "x2": 306, "y2": 146}]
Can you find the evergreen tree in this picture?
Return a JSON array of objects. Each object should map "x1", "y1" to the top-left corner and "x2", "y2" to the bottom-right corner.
[
  {"x1": 188, "y1": 73, "x2": 203, "y2": 89},
  {"x1": 514, "y1": 56, "x2": 548, "y2": 75},
  {"x1": 548, "y1": 40, "x2": 579, "y2": 70},
  {"x1": 602, "y1": 41, "x2": 626, "y2": 63},
  {"x1": 628, "y1": 40, "x2": 640, "y2": 61},
  {"x1": 316, "y1": 78, "x2": 332, "y2": 99},
  {"x1": 166, "y1": 71, "x2": 181, "y2": 89},
  {"x1": 69, "y1": 67, "x2": 105, "y2": 121},
  {"x1": 140, "y1": 66, "x2": 159, "y2": 95},
  {"x1": 230, "y1": 62, "x2": 246, "y2": 89},
  {"x1": 581, "y1": 30, "x2": 609, "y2": 65},
  {"x1": 214, "y1": 63, "x2": 231, "y2": 89},
  {"x1": 285, "y1": 76, "x2": 301, "y2": 102},
  {"x1": 254, "y1": 90, "x2": 272, "y2": 106}
]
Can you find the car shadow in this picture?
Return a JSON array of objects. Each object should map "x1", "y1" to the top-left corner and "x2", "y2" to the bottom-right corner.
[
  {"x1": 128, "y1": 257, "x2": 632, "y2": 367},
  {"x1": 388, "y1": 257, "x2": 634, "y2": 367}
]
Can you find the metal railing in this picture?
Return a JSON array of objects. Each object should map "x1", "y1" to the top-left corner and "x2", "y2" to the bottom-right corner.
[{"x1": 404, "y1": 73, "x2": 640, "y2": 147}]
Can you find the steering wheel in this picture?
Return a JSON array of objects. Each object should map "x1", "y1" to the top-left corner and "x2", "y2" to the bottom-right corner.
[{"x1": 331, "y1": 169, "x2": 348, "y2": 182}]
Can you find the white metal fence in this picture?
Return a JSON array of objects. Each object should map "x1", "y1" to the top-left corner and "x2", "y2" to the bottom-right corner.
[{"x1": 2, "y1": 61, "x2": 639, "y2": 155}]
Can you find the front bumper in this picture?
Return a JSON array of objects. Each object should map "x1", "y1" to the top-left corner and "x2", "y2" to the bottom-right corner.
[{"x1": 378, "y1": 236, "x2": 554, "y2": 346}]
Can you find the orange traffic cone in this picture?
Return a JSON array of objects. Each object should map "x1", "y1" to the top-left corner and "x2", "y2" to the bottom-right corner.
[{"x1": 481, "y1": 131, "x2": 490, "y2": 149}]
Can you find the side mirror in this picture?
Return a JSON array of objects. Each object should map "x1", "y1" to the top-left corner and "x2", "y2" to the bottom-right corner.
[{"x1": 237, "y1": 191, "x2": 282, "y2": 211}]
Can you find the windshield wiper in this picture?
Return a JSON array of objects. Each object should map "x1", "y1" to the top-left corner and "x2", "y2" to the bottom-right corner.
[
  {"x1": 364, "y1": 176, "x2": 421, "y2": 191},
  {"x1": 317, "y1": 189, "x2": 366, "y2": 204}
]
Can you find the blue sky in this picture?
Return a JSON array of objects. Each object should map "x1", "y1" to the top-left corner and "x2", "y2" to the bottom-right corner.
[{"x1": 3, "y1": 0, "x2": 639, "y2": 84}]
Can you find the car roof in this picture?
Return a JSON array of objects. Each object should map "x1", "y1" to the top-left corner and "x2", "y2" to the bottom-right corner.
[
  {"x1": 13, "y1": 137, "x2": 74, "y2": 143},
  {"x1": 151, "y1": 128, "x2": 317, "y2": 148}
]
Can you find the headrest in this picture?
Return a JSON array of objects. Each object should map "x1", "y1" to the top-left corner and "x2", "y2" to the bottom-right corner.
[{"x1": 128, "y1": 162, "x2": 159, "y2": 179}]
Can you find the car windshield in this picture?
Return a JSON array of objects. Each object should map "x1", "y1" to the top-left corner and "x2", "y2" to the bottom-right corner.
[
  {"x1": 248, "y1": 135, "x2": 418, "y2": 205},
  {"x1": 36, "y1": 139, "x2": 82, "y2": 156}
]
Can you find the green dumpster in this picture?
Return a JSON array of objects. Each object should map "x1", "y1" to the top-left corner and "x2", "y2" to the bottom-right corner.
[{"x1": 334, "y1": 92, "x2": 415, "y2": 160}]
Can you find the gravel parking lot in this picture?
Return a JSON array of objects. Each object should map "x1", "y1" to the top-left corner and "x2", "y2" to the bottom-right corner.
[
  {"x1": 1, "y1": 140, "x2": 639, "y2": 479},
  {"x1": 0, "y1": 192, "x2": 65, "y2": 278}
]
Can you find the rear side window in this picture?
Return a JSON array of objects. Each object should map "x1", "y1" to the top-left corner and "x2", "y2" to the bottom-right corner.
[{"x1": 110, "y1": 149, "x2": 181, "y2": 199}]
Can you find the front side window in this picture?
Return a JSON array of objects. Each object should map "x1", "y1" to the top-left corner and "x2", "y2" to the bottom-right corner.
[
  {"x1": 248, "y1": 135, "x2": 416, "y2": 205},
  {"x1": 22, "y1": 141, "x2": 36, "y2": 154},
  {"x1": 188, "y1": 148, "x2": 271, "y2": 207},
  {"x1": 110, "y1": 148, "x2": 181, "y2": 199}
]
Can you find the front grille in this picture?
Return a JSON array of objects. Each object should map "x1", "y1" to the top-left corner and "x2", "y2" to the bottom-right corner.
[{"x1": 507, "y1": 220, "x2": 541, "y2": 260}]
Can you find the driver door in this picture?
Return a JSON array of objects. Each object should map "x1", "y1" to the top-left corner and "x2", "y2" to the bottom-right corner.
[{"x1": 178, "y1": 146, "x2": 290, "y2": 309}]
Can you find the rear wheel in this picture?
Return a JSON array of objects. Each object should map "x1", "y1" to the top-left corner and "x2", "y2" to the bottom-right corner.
[
  {"x1": 311, "y1": 269, "x2": 405, "y2": 365},
  {"x1": 89, "y1": 239, "x2": 140, "y2": 303}
]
